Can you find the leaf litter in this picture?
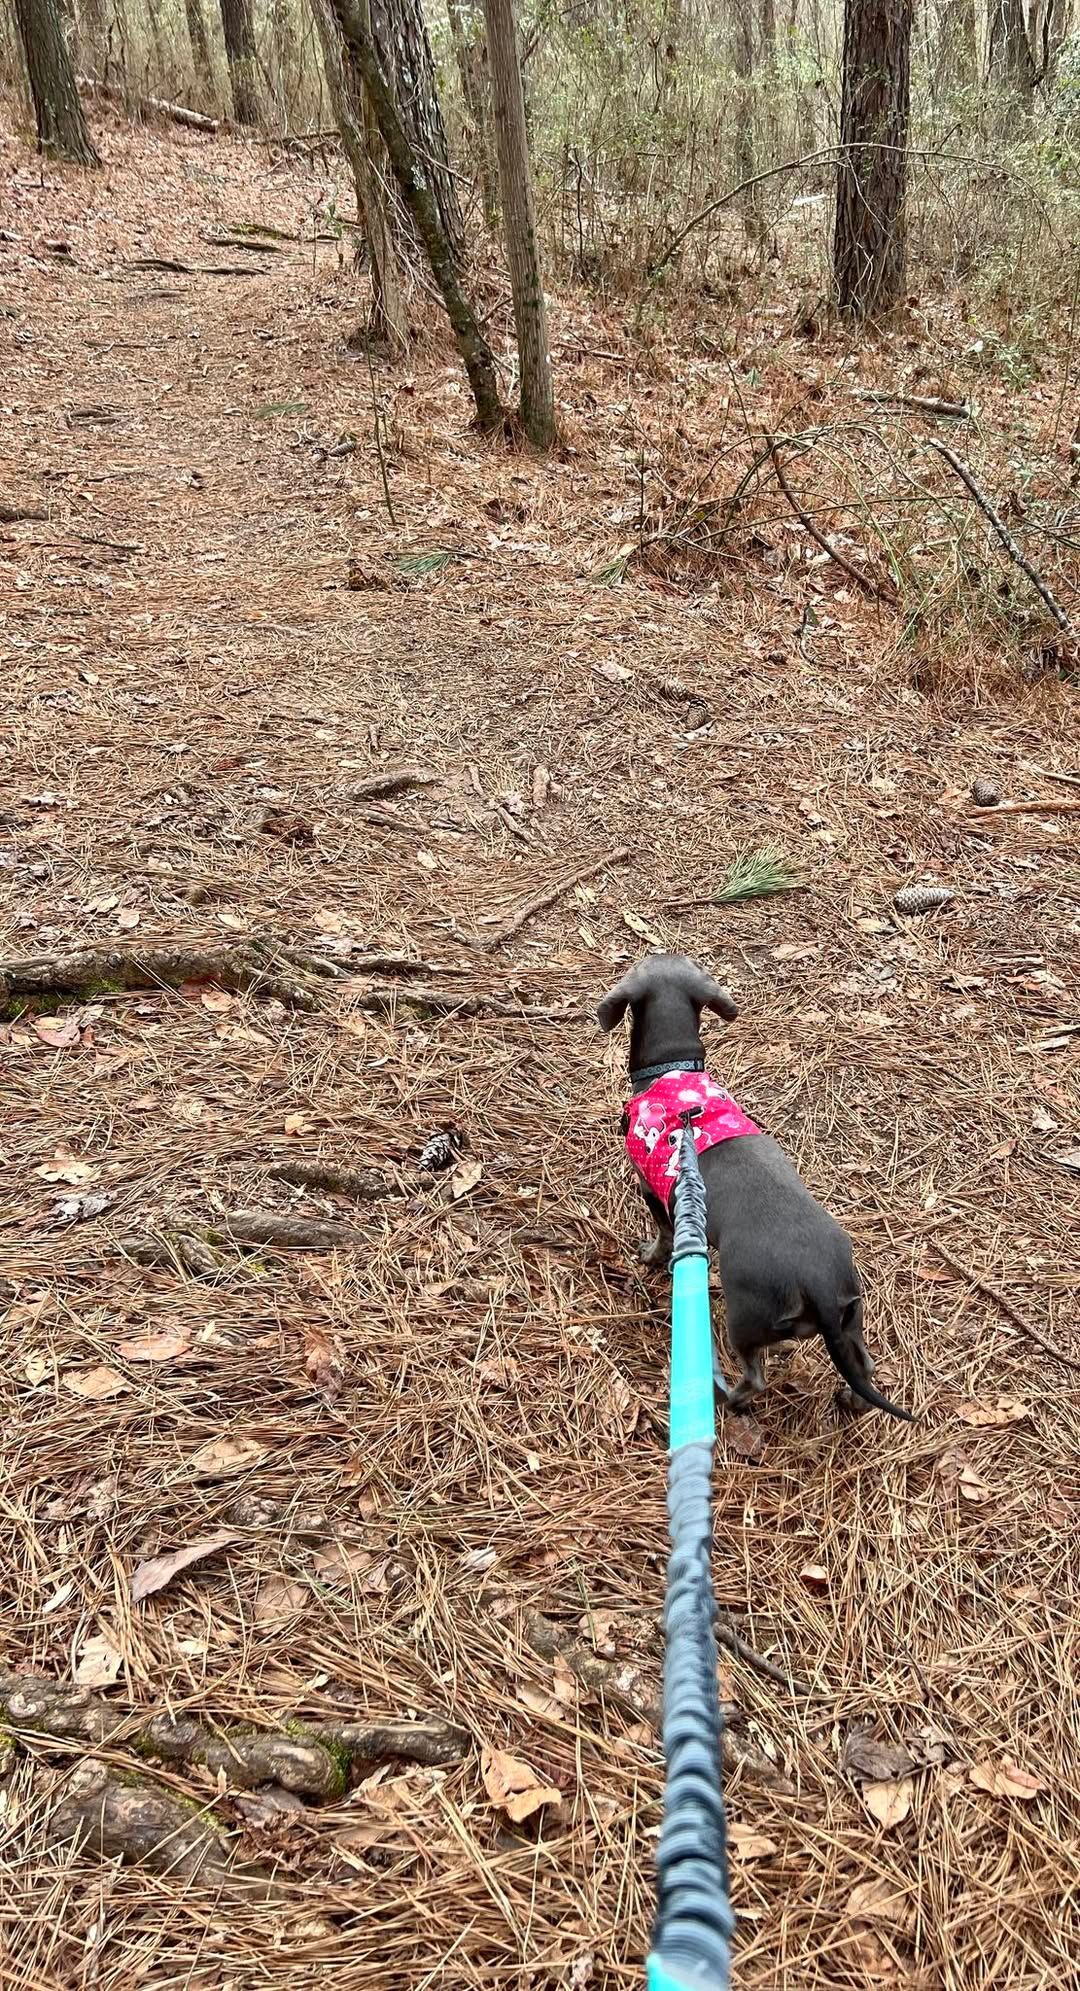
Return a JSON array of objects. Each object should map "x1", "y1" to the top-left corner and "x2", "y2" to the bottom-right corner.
[{"x1": 0, "y1": 115, "x2": 1077, "y2": 1991}]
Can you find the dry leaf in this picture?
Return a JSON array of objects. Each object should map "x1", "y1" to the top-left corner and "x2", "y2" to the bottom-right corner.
[
  {"x1": 36, "y1": 1151, "x2": 96, "y2": 1185},
  {"x1": 957, "y1": 1464, "x2": 993, "y2": 1504},
  {"x1": 531, "y1": 764, "x2": 550, "y2": 809},
  {"x1": 622, "y1": 908, "x2": 664, "y2": 947},
  {"x1": 1056, "y1": 1147, "x2": 1080, "y2": 1173},
  {"x1": 23, "y1": 1352, "x2": 51, "y2": 1387},
  {"x1": 64, "y1": 1364, "x2": 130, "y2": 1401},
  {"x1": 74, "y1": 1633, "x2": 123, "y2": 1687},
  {"x1": 799, "y1": 1562, "x2": 830, "y2": 1590},
  {"x1": 129, "y1": 1530, "x2": 239, "y2": 1603},
  {"x1": 842, "y1": 1731, "x2": 916, "y2": 1783},
  {"x1": 772, "y1": 939, "x2": 821, "y2": 958},
  {"x1": 116, "y1": 907, "x2": 140, "y2": 931},
  {"x1": 32, "y1": 1015, "x2": 82, "y2": 1049},
  {"x1": 415, "y1": 848, "x2": 438, "y2": 871},
  {"x1": 190, "y1": 1433, "x2": 268, "y2": 1477},
  {"x1": 727, "y1": 1822, "x2": 778, "y2": 1860},
  {"x1": 284, "y1": 1111, "x2": 315, "y2": 1137},
  {"x1": 862, "y1": 1777, "x2": 915, "y2": 1828},
  {"x1": 969, "y1": 1758, "x2": 1047, "y2": 1801},
  {"x1": 201, "y1": 988, "x2": 236, "y2": 1014},
  {"x1": 117, "y1": 1326, "x2": 191, "y2": 1363},
  {"x1": 552, "y1": 1654, "x2": 576, "y2": 1705},
  {"x1": 847, "y1": 1877, "x2": 914, "y2": 1931},
  {"x1": 955, "y1": 1395, "x2": 1028, "y2": 1427},
  {"x1": 450, "y1": 1158, "x2": 483, "y2": 1200},
  {"x1": 313, "y1": 1543, "x2": 386, "y2": 1589},
  {"x1": 304, "y1": 1324, "x2": 345, "y2": 1397},
  {"x1": 255, "y1": 1576, "x2": 310, "y2": 1624},
  {"x1": 727, "y1": 1415, "x2": 766, "y2": 1462},
  {"x1": 481, "y1": 1746, "x2": 562, "y2": 1823},
  {"x1": 169, "y1": 1091, "x2": 208, "y2": 1123}
]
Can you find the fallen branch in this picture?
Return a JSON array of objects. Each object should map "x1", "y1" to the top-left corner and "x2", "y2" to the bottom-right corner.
[
  {"x1": 51, "y1": 1760, "x2": 237, "y2": 1885},
  {"x1": 77, "y1": 74, "x2": 219, "y2": 132},
  {"x1": 926, "y1": 439, "x2": 1079, "y2": 637},
  {"x1": 852, "y1": 390, "x2": 970, "y2": 420},
  {"x1": 345, "y1": 983, "x2": 588, "y2": 1022},
  {"x1": 929, "y1": 1240, "x2": 1080, "y2": 1372},
  {"x1": 969, "y1": 797, "x2": 1080, "y2": 818},
  {"x1": 0, "y1": 499, "x2": 48, "y2": 523},
  {"x1": 268, "y1": 1159, "x2": 396, "y2": 1201},
  {"x1": 0, "y1": 940, "x2": 316, "y2": 1014},
  {"x1": 209, "y1": 1211, "x2": 364, "y2": 1252},
  {"x1": 126, "y1": 257, "x2": 261, "y2": 278},
  {"x1": 481, "y1": 847, "x2": 632, "y2": 953},
  {"x1": 767, "y1": 436, "x2": 897, "y2": 604}
]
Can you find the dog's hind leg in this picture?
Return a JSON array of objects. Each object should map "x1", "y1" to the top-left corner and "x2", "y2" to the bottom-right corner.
[{"x1": 638, "y1": 1189, "x2": 673, "y2": 1270}]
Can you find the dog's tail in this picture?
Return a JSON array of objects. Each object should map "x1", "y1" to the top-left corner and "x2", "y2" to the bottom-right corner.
[{"x1": 818, "y1": 1301, "x2": 913, "y2": 1422}]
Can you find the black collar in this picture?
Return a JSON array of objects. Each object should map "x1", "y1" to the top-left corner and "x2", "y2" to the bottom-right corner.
[{"x1": 628, "y1": 1056, "x2": 706, "y2": 1094}]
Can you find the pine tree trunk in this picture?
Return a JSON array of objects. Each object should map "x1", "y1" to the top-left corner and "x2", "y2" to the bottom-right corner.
[
  {"x1": 218, "y1": 0, "x2": 259, "y2": 123},
  {"x1": 447, "y1": 0, "x2": 498, "y2": 228},
  {"x1": 13, "y1": 0, "x2": 100, "y2": 163},
  {"x1": 310, "y1": 0, "x2": 409, "y2": 349},
  {"x1": 731, "y1": 0, "x2": 759, "y2": 232},
  {"x1": 371, "y1": 0, "x2": 465, "y2": 266},
  {"x1": 184, "y1": 0, "x2": 214, "y2": 94},
  {"x1": 833, "y1": 0, "x2": 912, "y2": 319},
  {"x1": 480, "y1": 0, "x2": 555, "y2": 448},
  {"x1": 328, "y1": 0, "x2": 506, "y2": 431},
  {"x1": 987, "y1": 0, "x2": 1037, "y2": 96}
]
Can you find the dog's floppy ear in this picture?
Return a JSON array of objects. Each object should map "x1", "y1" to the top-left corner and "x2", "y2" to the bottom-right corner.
[
  {"x1": 685, "y1": 964, "x2": 739, "y2": 1023},
  {"x1": 596, "y1": 970, "x2": 638, "y2": 1032}
]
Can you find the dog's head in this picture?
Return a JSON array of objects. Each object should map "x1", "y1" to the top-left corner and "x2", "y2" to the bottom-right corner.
[{"x1": 597, "y1": 953, "x2": 737, "y2": 1080}]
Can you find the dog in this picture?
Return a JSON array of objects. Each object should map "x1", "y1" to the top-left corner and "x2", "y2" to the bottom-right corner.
[{"x1": 598, "y1": 953, "x2": 911, "y2": 1420}]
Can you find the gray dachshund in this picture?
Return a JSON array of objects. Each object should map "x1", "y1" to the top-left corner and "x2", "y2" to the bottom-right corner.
[{"x1": 598, "y1": 954, "x2": 911, "y2": 1420}]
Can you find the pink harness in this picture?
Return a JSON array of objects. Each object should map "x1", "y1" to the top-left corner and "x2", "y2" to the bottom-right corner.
[{"x1": 623, "y1": 1068, "x2": 759, "y2": 1213}]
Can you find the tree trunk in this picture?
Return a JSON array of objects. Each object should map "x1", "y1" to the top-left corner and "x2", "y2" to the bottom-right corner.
[
  {"x1": 480, "y1": 0, "x2": 555, "y2": 448},
  {"x1": 310, "y1": 0, "x2": 409, "y2": 349},
  {"x1": 833, "y1": 0, "x2": 913, "y2": 320},
  {"x1": 987, "y1": 0, "x2": 1037, "y2": 95},
  {"x1": 371, "y1": 0, "x2": 465, "y2": 266},
  {"x1": 184, "y1": 0, "x2": 214, "y2": 94},
  {"x1": 13, "y1": 0, "x2": 100, "y2": 163},
  {"x1": 328, "y1": 0, "x2": 506, "y2": 431},
  {"x1": 731, "y1": 0, "x2": 759, "y2": 232},
  {"x1": 447, "y1": 0, "x2": 498, "y2": 228},
  {"x1": 218, "y1": 0, "x2": 259, "y2": 123}
]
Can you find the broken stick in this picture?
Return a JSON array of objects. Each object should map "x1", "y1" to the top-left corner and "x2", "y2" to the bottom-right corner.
[
  {"x1": 927, "y1": 438, "x2": 1079, "y2": 638},
  {"x1": 929, "y1": 1240, "x2": 1080, "y2": 1373},
  {"x1": 481, "y1": 847, "x2": 632, "y2": 953}
]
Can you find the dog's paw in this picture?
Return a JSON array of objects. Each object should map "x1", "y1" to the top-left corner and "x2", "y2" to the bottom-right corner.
[{"x1": 638, "y1": 1235, "x2": 671, "y2": 1269}]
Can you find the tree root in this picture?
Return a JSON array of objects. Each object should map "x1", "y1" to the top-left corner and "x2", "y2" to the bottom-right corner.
[
  {"x1": 267, "y1": 1160, "x2": 396, "y2": 1202},
  {"x1": 523, "y1": 1612, "x2": 796, "y2": 1790},
  {"x1": 5, "y1": 1665, "x2": 470, "y2": 1885},
  {"x1": 0, "y1": 940, "x2": 318, "y2": 1016},
  {"x1": 478, "y1": 847, "x2": 631, "y2": 953},
  {"x1": 208, "y1": 1210, "x2": 366, "y2": 1252}
]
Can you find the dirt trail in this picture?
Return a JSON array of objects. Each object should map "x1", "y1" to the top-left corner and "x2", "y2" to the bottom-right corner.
[{"x1": 1, "y1": 118, "x2": 1078, "y2": 1989}]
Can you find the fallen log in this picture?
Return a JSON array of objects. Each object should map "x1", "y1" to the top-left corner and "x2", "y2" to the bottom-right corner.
[{"x1": 77, "y1": 74, "x2": 219, "y2": 132}]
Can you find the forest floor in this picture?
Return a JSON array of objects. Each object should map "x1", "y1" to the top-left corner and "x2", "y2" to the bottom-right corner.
[{"x1": 1, "y1": 111, "x2": 1079, "y2": 1991}]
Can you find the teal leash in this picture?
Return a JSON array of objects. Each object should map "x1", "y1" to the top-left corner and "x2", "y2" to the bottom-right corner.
[{"x1": 646, "y1": 1120, "x2": 734, "y2": 1991}]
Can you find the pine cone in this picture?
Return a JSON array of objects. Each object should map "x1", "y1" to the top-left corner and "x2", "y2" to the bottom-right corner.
[
  {"x1": 418, "y1": 1127, "x2": 464, "y2": 1172},
  {"x1": 971, "y1": 776, "x2": 1001, "y2": 807},
  {"x1": 893, "y1": 883, "x2": 954, "y2": 917}
]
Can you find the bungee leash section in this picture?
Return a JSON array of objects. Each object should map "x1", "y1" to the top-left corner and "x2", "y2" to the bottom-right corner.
[{"x1": 646, "y1": 1120, "x2": 735, "y2": 1991}]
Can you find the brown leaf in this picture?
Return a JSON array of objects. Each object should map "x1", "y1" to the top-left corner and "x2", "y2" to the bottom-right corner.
[
  {"x1": 189, "y1": 1433, "x2": 268, "y2": 1477},
  {"x1": 284, "y1": 1111, "x2": 315, "y2": 1137},
  {"x1": 129, "y1": 1530, "x2": 239, "y2": 1603},
  {"x1": 531, "y1": 764, "x2": 550, "y2": 809},
  {"x1": 727, "y1": 1822, "x2": 778, "y2": 1860},
  {"x1": 862, "y1": 1777, "x2": 915, "y2": 1828},
  {"x1": 304, "y1": 1324, "x2": 345, "y2": 1398},
  {"x1": 969, "y1": 1757, "x2": 1047, "y2": 1801},
  {"x1": 200, "y1": 988, "x2": 236, "y2": 1014},
  {"x1": 799, "y1": 1562, "x2": 830, "y2": 1590},
  {"x1": 622, "y1": 908, "x2": 664, "y2": 948},
  {"x1": 64, "y1": 1364, "x2": 130, "y2": 1401},
  {"x1": 957, "y1": 1463, "x2": 993, "y2": 1504},
  {"x1": 36, "y1": 1150, "x2": 96, "y2": 1185},
  {"x1": 450, "y1": 1158, "x2": 483, "y2": 1200},
  {"x1": 74, "y1": 1633, "x2": 123, "y2": 1687},
  {"x1": 726, "y1": 1415, "x2": 766, "y2": 1462},
  {"x1": 954, "y1": 1395, "x2": 1028, "y2": 1427},
  {"x1": 32, "y1": 1015, "x2": 82, "y2": 1049},
  {"x1": 481, "y1": 1745, "x2": 562, "y2": 1823},
  {"x1": 842, "y1": 1730, "x2": 916, "y2": 1783},
  {"x1": 117, "y1": 1326, "x2": 191, "y2": 1363},
  {"x1": 255, "y1": 1576, "x2": 310, "y2": 1624},
  {"x1": 116, "y1": 907, "x2": 140, "y2": 931},
  {"x1": 847, "y1": 1877, "x2": 915, "y2": 1932},
  {"x1": 313, "y1": 1543, "x2": 386, "y2": 1589}
]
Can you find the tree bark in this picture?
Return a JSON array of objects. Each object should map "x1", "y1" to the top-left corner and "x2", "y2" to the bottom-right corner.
[
  {"x1": 328, "y1": 0, "x2": 507, "y2": 431},
  {"x1": 447, "y1": 0, "x2": 498, "y2": 228},
  {"x1": 833, "y1": 0, "x2": 913, "y2": 320},
  {"x1": 480, "y1": 0, "x2": 555, "y2": 447},
  {"x1": 987, "y1": 0, "x2": 1037, "y2": 96},
  {"x1": 183, "y1": 0, "x2": 214, "y2": 95},
  {"x1": 218, "y1": 0, "x2": 259, "y2": 123},
  {"x1": 14, "y1": 0, "x2": 100, "y2": 163},
  {"x1": 310, "y1": 0, "x2": 409, "y2": 349},
  {"x1": 372, "y1": 0, "x2": 465, "y2": 265},
  {"x1": 731, "y1": 0, "x2": 760, "y2": 234}
]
